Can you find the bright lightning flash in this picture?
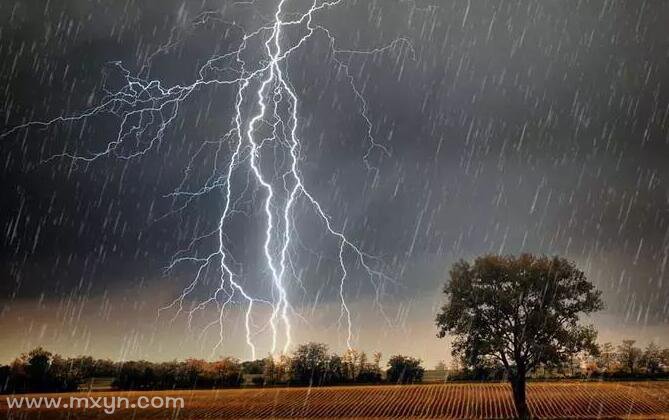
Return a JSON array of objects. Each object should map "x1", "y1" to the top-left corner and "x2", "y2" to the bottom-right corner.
[{"x1": 2, "y1": 0, "x2": 413, "y2": 360}]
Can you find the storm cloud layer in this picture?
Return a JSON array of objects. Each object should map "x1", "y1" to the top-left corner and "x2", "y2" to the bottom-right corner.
[{"x1": 1, "y1": 0, "x2": 668, "y2": 363}]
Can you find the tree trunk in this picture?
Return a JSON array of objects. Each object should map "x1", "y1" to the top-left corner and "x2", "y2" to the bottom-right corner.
[{"x1": 510, "y1": 376, "x2": 529, "y2": 419}]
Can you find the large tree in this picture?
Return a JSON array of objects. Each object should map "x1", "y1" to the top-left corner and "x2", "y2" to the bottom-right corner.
[{"x1": 436, "y1": 254, "x2": 603, "y2": 419}]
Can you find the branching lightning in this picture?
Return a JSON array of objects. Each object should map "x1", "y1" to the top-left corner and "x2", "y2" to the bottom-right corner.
[{"x1": 2, "y1": 0, "x2": 414, "y2": 359}]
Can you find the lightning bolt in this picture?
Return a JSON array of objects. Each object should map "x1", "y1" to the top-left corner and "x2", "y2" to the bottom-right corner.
[{"x1": 2, "y1": 0, "x2": 415, "y2": 359}]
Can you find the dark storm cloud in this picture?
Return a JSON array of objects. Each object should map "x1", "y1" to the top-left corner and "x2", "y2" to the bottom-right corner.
[{"x1": 1, "y1": 0, "x2": 668, "y2": 350}]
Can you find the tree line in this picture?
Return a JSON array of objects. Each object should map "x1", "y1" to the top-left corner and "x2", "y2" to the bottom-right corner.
[
  {"x1": 443, "y1": 339, "x2": 669, "y2": 381},
  {"x1": 0, "y1": 343, "x2": 424, "y2": 394}
]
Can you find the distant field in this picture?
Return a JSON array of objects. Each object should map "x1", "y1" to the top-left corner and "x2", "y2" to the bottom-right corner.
[{"x1": 3, "y1": 381, "x2": 669, "y2": 419}]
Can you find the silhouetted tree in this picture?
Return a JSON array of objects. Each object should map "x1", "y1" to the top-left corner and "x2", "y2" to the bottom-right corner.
[
  {"x1": 342, "y1": 349, "x2": 362, "y2": 382},
  {"x1": 114, "y1": 361, "x2": 154, "y2": 389},
  {"x1": 289, "y1": 342, "x2": 330, "y2": 386},
  {"x1": 25, "y1": 347, "x2": 53, "y2": 391},
  {"x1": 356, "y1": 352, "x2": 383, "y2": 383},
  {"x1": 6, "y1": 358, "x2": 29, "y2": 393},
  {"x1": 326, "y1": 354, "x2": 344, "y2": 384},
  {"x1": 386, "y1": 355, "x2": 424, "y2": 384},
  {"x1": 436, "y1": 254, "x2": 603, "y2": 419}
]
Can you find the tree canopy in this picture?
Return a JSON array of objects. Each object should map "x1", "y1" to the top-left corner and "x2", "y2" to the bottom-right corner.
[
  {"x1": 436, "y1": 254, "x2": 603, "y2": 418},
  {"x1": 386, "y1": 355, "x2": 424, "y2": 384}
]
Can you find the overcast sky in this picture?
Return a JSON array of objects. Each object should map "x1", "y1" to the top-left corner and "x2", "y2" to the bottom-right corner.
[{"x1": 1, "y1": 0, "x2": 668, "y2": 366}]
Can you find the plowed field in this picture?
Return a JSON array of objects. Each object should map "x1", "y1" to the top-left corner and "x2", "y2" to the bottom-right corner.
[{"x1": 3, "y1": 381, "x2": 668, "y2": 419}]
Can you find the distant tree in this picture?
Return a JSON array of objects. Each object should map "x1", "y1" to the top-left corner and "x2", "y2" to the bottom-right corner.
[
  {"x1": 662, "y1": 348, "x2": 669, "y2": 370},
  {"x1": 436, "y1": 254, "x2": 603, "y2": 419},
  {"x1": 326, "y1": 354, "x2": 344, "y2": 384},
  {"x1": 432, "y1": 361, "x2": 447, "y2": 382},
  {"x1": 262, "y1": 356, "x2": 277, "y2": 385},
  {"x1": 262, "y1": 354, "x2": 289, "y2": 385},
  {"x1": 25, "y1": 347, "x2": 53, "y2": 391},
  {"x1": 568, "y1": 356, "x2": 580, "y2": 377},
  {"x1": 241, "y1": 359, "x2": 265, "y2": 375},
  {"x1": 94, "y1": 359, "x2": 116, "y2": 377},
  {"x1": 341, "y1": 349, "x2": 362, "y2": 382},
  {"x1": 290, "y1": 343, "x2": 330, "y2": 385},
  {"x1": 581, "y1": 355, "x2": 599, "y2": 377},
  {"x1": 180, "y1": 359, "x2": 207, "y2": 387},
  {"x1": 114, "y1": 361, "x2": 154, "y2": 389},
  {"x1": 356, "y1": 351, "x2": 383, "y2": 384},
  {"x1": 641, "y1": 342, "x2": 662, "y2": 375},
  {"x1": 7, "y1": 358, "x2": 29, "y2": 393},
  {"x1": 386, "y1": 355, "x2": 424, "y2": 384},
  {"x1": 617, "y1": 340, "x2": 642, "y2": 375},
  {"x1": 372, "y1": 352, "x2": 383, "y2": 369},
  {"x1": 597, "y1": 342, "x2": 616, "y2": 373},
  {"x1": 69, "y1": 356, "x2": 115, "y2": 379},
  {"x1": 68, "y1": 356, "x2": 95, "y2": 379},
  {"x1": 357, "y1": 352, "x2": 368, "y2": 378},
  {"x1": 154, "y1": 361, "x2": 179, "y2": 389},
  {"x1": 49, "y1": 355, "x2": 83, "y2": 391},
  {"x1": 209, "y1": 357, "x2": 242, "y2": 387}
]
